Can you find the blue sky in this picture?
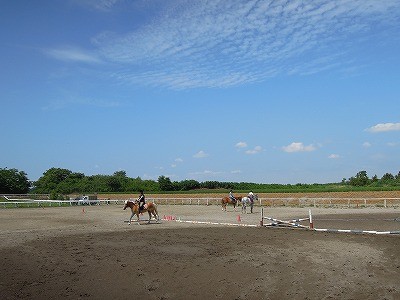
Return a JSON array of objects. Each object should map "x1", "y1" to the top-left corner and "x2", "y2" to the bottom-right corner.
[{"x1": 1, "y1": 0, "x2": 400, "y2": 184}]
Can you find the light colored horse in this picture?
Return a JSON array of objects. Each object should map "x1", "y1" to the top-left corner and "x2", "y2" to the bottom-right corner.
[
  {"x1": 123, "y1": 200, "x2": 159, "y2": 225},
  {"x1": 241, "y1": 195, "x2": 258, "y2": 214}
]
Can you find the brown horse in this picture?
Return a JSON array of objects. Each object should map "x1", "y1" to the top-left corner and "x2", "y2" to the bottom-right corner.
[
  {"x1": 123, "y1": 201, "x2": 159, "y2": 225},
  {"x1": 221, "y1": 196, "x2": 243, "y2": 212}
]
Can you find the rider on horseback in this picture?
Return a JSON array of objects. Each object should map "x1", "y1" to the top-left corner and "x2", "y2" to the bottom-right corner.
[
  {"x1": 248, "y1": 191, "x2": 254, "y2": 202},
  {"x1": 229, "y1": 189, "x2": 236, "y2": 203},
  {"x1": 137, "y1": 190, "x2": 145, "y2": 213}
]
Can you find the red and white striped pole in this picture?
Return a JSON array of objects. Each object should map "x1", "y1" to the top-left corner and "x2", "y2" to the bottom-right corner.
[{"x1": 309, "y1": 209, "x2": 314, "y2": 229}]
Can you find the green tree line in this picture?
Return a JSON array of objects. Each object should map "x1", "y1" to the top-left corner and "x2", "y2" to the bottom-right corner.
[{"x1": 1, "y1": 167, "x2": 400, "y2": 196}]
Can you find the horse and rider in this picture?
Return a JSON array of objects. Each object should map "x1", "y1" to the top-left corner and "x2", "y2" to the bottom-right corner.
[
  {"x1": 123, "y1": 190, "x2": 159, "y2": 224},
  {"x1": 221, "y1": 190, "x2": 238, "y2": 211},
  {"x1": 222, "y1": 190, "x2": 257, "y2": 212},
  {"x1": 242, "y1": 191, "x2": 256, "y2": 213}
]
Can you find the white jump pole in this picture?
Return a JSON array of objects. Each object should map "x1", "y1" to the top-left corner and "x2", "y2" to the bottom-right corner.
[
  {"x1": 260, "y1": 207, "x2": 264, "y2": 226},
  {"x1": 309, "y1": 209, "x2": 314, "y2": 229}
]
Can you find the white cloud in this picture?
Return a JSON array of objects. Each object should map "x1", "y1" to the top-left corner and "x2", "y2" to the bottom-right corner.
[
  {"x1": 193, "y1": 150, "x2": 208, "y2": 158},
  {"x1": 235, "y1": 142, "x2": 247, "y2": 148},
  {"x1": 366, "y1": 123, "x2": 400, "y2": 133},
  {"x1": 171, "y1": 164, "x2": 176, "y2": 168},
  {"x1": 245, "y1": 146, "x2": 263, "y2": 154},
  {"x1": 328, "y1": 154, "x2": 340, "y2": 159},
  {"x1": 363, "y1": 142, "x2": 372, "y2": 148},
  {"x1": 231, "y1": 170, "x2": 241, "y2": 174},
  {"x1": 74, "y1": 0, "x2": 120, "y2": 11},
  {"x1": 282, "y1": 142, "x2": 316, "y2": 153},
  {"x1": 387, "y1": 142, "x2": 399, "y2": 147},
  {"x1": 175, "y1": 158, "x2": 184, "y2": 162},
  {"x1": 93, "y1": 0, "x2": 400, "y2": 89},
  {"x1": 44, "y1": 47, "x2": 101, "y2": 64},
  {"x1": 189, "y1": 170, "x2": 221, "y2": 176},
  {"x1": 41, "y1": 96, "x2": 120, "y2": 111}
]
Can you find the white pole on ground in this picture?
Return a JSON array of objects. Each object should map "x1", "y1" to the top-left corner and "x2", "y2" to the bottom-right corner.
[{"x1": 309, "y1": 209, "x2": 314, "y2": 229}]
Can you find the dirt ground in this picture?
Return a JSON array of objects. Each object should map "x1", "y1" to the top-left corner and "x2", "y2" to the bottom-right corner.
[{"x1": 1, "y1": 204, "x2": 400, "y2": 299}]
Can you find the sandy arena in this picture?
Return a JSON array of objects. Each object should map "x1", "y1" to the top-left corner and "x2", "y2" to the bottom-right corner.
[{"x1": 1, "y1": 204, "x2": 400, "y2": 299}]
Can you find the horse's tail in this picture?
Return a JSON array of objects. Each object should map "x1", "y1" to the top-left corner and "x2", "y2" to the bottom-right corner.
[{"x1": 150, "y1": 202, "x2": 159, "y2": 219}]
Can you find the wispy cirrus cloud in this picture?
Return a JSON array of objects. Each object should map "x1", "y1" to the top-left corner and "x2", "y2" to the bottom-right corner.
[
  {"x1": 73, "y1": 0, "x2": 121, "y2": 11},
  {"x1": 44, "y1": 46, "x2": 101, "y2": 64},
  {"x1": 41, "y1": 96, "x2": 120, "y2": 111},
  {"x1": 365, "y1": 122, "x2": 400, "y2": 133},
  {"x1": 94, "y1": 0, "x2": 400, "y2": 89}
]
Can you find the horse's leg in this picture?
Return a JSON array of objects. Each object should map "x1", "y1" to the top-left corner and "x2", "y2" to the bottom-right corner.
[
  {"x1": 147, "y1": 211, "x2": 152, "y2": 223},
  {"x1": 153, "y1": 208, "x2": 159, "y2": 221},
  {"x1": 136, "y1": 213, "x2": 141, "y2": 225},
  {"x1": 129, "y1": 210, "x2": 134, "y2": 225}
]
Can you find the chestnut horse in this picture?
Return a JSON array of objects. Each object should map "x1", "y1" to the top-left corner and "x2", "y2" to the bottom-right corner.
[
  {"x1": 123, "y1": 201, "x2": 159, "y2": 225},
  {"x1": 221, "y1": 196, "x2": 243, "y2": 212}
]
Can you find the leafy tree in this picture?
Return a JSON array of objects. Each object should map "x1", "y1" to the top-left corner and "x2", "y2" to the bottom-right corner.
[
  {"x1": 0, "y1": 168, "x2": 31, "y2": 193},
  {"x1": 201, "y1": 181, "x2": 221, "y2": 189},
  {"x1": 113, "y1": 170, "x2": 126, "y2": 177},
  {"x1": 33, "y1": 168, "x2": 72, "y2": 193},
  {"x1": 349, "y1": 170, "x2": 369, "y2": 186},
  {"x1": 381, "y1": 173, "x2": 394, "y2": 181},
  {"x1": 106, "y1": 177, "x2": 121, "y2": 192},
  {"x1": 174, "y1": 179, "x2": 200, "y2": 191},
  {"x1": 158, "y1": 176, "x2": 174, "y2": 191}
]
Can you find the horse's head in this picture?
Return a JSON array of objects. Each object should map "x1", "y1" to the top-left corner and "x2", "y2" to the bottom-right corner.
[{"x1": 123, "y1": 200, "x2": 129, "y2": 210}]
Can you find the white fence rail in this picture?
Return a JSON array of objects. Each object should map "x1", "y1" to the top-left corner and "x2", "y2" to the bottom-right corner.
[
  {"x1": 0, "y1": 199, "x2": 121, "y2": 208},
  {"x1": 1, "y1": 197, "x2": 400, "y2": 208},
  {"x1": 150, "y1": 197, "x2": 400, "y2": 208}
]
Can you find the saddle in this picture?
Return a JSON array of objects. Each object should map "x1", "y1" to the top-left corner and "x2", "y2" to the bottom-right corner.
[{"x1": 138, "y1": 203, "x2": 148, "y2": 212}]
